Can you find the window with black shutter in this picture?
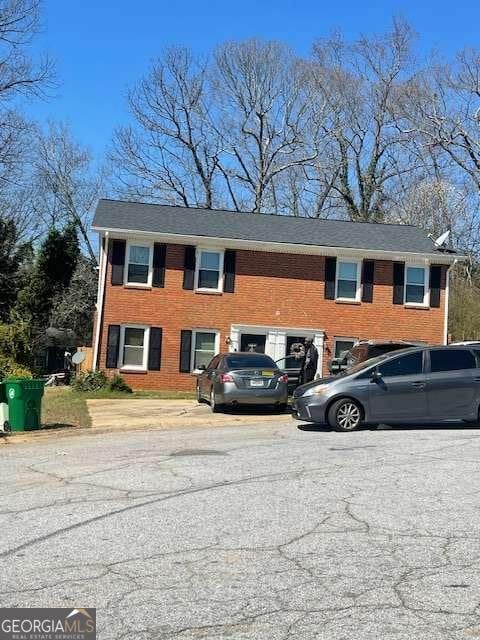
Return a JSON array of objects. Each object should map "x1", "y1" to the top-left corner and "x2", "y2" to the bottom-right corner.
[
  {"x1": 110, "y1": 240, "x2": 126, "y2": 285},
  {"x1": 362, "y1": 260, "x2": 375, "y2": 303},
  {"x1": 106, "y1": 325, "x2": 120, "y2": 368},
  {"x1": 224, "y1": 249, "x2": 236, "y2": 293},
  {"x1": 183, "y1": 246, "x2": 196, "y2": 290},
  {"x1": 148, "y1": 327, "x2": 162, "y2": 370},
  {"x1": 179, "y1": 330, "x2": 192, "y2": 372},
  {"x1": 152, "y1": 244, "x2": 166, "y2": 288},
  {"x1": 429, "y1": 265, "x2": 442, "y2": 308},
  {"x1": 393, "y1": 262, "x2": 405, "y2": 305},
  {"x1": 324, "y1": 257, "x2": 336, "y2": 300}
]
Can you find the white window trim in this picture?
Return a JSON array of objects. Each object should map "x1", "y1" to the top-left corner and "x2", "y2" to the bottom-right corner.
[
  {"x1": 124, "y1": 241, "x2": 154, "y2": 288},
  {"x1": 194, "y1": 248, "x2": 224, "y2": 293},
  {"x1": 191, "y1": 329, "x2": 220, "y2": 372},
  {"x1": 404, "y1": 264, "x2": 430, "y2": 307},
  {"x1": 119, "y1": 324, "x2": 150, "y2": 371},
  {"x1": 335, "y1": 259, "x2": 362, "y2": 302},
  {"x1": 333, "y1": 337, "x2": 358, "y2": 359}
]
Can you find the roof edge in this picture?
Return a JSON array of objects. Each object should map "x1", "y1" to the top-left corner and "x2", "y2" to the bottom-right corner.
[{"x1": 92, "y1": 225, "x2": 462, "y2": 264}]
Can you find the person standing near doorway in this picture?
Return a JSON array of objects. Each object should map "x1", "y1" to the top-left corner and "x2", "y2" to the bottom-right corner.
[{"x1": 299, "y1": 338, "x2": 318, "y2": 385}]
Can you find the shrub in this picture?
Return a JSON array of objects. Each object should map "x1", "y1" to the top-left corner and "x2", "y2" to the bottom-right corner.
[
  {"x1": 0, "y1": 354, "x2": 32, "y2": 380},
  {"x1": 72, "y1": 370, "x2": 108, "y2": 392},
  {"x1": 108, "y1": 374, "x2": 133, "y2": 394}
]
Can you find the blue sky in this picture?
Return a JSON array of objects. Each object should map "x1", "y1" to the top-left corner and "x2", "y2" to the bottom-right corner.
[{"x1": 27, "y1": 0, "x2": 480, "y2": 161}]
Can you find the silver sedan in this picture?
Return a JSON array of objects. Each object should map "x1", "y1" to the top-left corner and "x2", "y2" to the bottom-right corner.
[{"x1": 196, "y1": 352, "x2": 289, "y2": 412}]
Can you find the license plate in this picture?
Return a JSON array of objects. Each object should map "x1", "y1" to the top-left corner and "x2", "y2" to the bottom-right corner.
[
  {"x1": 261, "y1": 370, "x2": 274, "y2": 377},
  {"x1": 250, "y1": 380, "x2": 264, "y2": 387}
]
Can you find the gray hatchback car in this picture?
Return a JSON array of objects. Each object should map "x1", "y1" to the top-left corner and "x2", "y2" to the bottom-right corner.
[
  {"x1": 293, "y1": 345, "x2": 480, "y2": 431},
  {"x1": 196, "y1": 352, "x2": 289, "y2": 412}
]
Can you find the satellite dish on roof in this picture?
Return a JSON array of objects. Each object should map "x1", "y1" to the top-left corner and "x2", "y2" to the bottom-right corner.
[
  {"x1": 72, "y1": 351, "x2": 86, "y2": 365},
  {"x1": 433, "y1": 229, "x2": 451, "y2": 249}
]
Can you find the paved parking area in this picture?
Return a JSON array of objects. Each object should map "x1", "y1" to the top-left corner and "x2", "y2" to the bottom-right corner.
[
  {"x1": 87, "y1": 398, "x2": 291, "y2": 431},
  {"x1": 1, "y1": 420, "x2": 480, "y2": 639}
]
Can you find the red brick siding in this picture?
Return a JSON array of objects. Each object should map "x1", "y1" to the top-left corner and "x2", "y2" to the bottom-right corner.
[{"x1": 98, "y1": 243, "x2": 446, "y2": 390}]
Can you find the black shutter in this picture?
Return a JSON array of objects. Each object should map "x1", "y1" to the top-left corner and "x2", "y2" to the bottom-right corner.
[
  {"x1": 324, "y1": 257, "x2": 337, "y2": 300},
  {"x1": 429, "y1": 265, "x2": 442, "y2": 308},
  {"x1": 148, "y1": 327, "x2": 162, "y2": 370},
  {"x1": 393, "y1": 262, "x2": 405, "y2": 305},
  {"x1": 182, "y1": 246, "x2": 196, "y2": 290},
  {"x1": 362, "y1": 260, "x2": 375, "y2": 303},
  {"x1": 111, "y1": 239, "x2": 126, "y2": 285},
  {"x1": 106, "y1": 325, "x2": 120, "y2": 368},
  {"x1": 179, "y1": 330, "x2": 192, "y2": 372},
  {"x1": 152, "y1": 243, "x2": 166, "y2": 288},
  {"x1": 224, "y1": 249, "x2": 236, "y2": 293}
]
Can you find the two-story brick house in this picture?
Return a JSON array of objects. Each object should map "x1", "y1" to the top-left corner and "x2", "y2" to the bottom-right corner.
[{"x1": 92, "y1": 199, "x2": 458, "y2": 390}]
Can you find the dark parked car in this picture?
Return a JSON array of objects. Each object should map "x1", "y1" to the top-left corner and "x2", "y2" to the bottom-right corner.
[
  {"x1": 293, "y1": 345, "x2": 480, "y2": 431},
  {"x1": 328, "y1": 340, "x2": 421, "y2": 374},
  {"x1": 196, "y1": 352, "x2": 289, "y2": 412}
]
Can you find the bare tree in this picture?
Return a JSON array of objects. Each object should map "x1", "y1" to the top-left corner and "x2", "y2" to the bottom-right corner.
[
  {"x1": 112, "y1": 47, "x2": 221, "y2": 208},
  {"x1": 400, "y1": 48, "x2": 480, "y2": 193},
  {"x1": 213, "y1": 39, "x2": 318, "y2": 213},
  {"x1": 307, "y1": 20, "x2": 425, "y2": 221},
  {"x1": 32, "y1": 122, "x2": 104, "y2": 262}
]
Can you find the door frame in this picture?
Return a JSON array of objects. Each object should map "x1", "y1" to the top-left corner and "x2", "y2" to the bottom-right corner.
[{"x1": 229, "y1": 324, "x2": 325, "y2": 378}]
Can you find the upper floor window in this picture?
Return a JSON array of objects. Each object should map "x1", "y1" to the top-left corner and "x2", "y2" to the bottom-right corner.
[
  {"x1": 195, "y1": 249, "x2": 224, "y2": 292},
  {"x1": 336, "y1": 260, "x2": 360, "y2": 301},
  {"x1": 126, "y1": 244, "x2": 152, "y2": 286},
  {"x1": 405, "y1": 265, "x2": 428, "y2": 305}
]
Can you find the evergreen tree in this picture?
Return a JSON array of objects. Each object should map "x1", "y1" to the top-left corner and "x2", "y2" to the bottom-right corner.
[
  {"x1": 16, "y1": 224, "x2": 80, "y2": 331},
  {"x1": 0, "y1": 217, "x2": 32, "y2": 322}
]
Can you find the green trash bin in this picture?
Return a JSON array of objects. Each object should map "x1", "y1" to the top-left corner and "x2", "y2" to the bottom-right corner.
[{"x1": 3, "y1": 378, "x2": 45, "y2": 432}]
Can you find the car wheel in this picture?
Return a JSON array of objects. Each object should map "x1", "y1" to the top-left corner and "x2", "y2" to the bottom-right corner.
[
  {"x1": 196, "y1": 383, "x2": 204, "y2": 404},
  {"x1": 210, "y1": 388, "x2": 223, "y2": 413},
  {"x1": 328, "y1": 398, "x2": 362, "y2": 432}
]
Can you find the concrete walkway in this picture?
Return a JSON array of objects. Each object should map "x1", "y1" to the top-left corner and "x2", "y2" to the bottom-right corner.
[{"x1": 87, "y1": 398, "x2": 292, "y2": 432}]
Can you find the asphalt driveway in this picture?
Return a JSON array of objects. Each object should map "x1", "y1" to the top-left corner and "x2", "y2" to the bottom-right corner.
[{"x1": 1, "y1": 420, "x2": 480, "y2": 638}]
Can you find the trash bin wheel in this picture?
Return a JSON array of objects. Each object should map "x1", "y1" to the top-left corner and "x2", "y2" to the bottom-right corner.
[{"x1": 3, "y1": 421, "x2": 11, "y2": 433}]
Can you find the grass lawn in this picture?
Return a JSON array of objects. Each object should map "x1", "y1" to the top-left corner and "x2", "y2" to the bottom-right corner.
[{"x1": 42, "y1": 387, "x2": 196, "y2": 429}]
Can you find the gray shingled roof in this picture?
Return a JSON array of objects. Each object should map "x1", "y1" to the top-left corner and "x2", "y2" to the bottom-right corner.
[{"x1": 93, "y1": 199, "x2": 453, "y2": 255}]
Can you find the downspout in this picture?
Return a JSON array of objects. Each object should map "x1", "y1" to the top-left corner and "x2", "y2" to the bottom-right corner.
[
  {"x1": 93, "y1": 231, "x2": 108, "y2": 370},
  {"x1": 443, "y1": 262, "x2": 455, "y2": 345}
]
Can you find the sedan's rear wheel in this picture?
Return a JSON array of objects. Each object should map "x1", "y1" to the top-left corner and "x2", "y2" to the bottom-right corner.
[
  {"x1": 328, "y1": 398, "x2": 362, "y2": 432},
  {"x1": 210, "y1": 388, "x2": 223, "y2": 413}
]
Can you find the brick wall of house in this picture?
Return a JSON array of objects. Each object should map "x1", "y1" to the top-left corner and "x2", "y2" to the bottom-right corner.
[{"x1": 98, "y1": 242, "x2": 447, "y2": 390}]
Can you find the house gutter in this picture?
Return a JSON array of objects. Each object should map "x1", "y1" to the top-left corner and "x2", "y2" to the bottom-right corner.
[
  {"x1": 91, "y1": 225, "x2": 462, "y2": 265},
  {"x1": 92, "y1": 231, "x2": 108, "y2": 371}
]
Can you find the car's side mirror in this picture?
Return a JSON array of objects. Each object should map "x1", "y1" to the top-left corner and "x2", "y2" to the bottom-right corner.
[
  {"x1": 370, "y1": 369, "x2": 382, "y2": 383},
  {"x1": 197, "y1": 364, "x2": 206, "y2": 371}
]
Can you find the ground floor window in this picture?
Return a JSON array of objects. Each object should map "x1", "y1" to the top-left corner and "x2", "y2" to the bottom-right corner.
[
  {"x1": 240, "y1": 333, "x2": 266, "y2": 353},
  {"x1": 192, "y1": 330, "x2": 219, "y2": 369},
  {"x1": 334, "y1": 337, "x2": 357, "y2": 359},
  {"x1": 120, "y1": 325, "x2": 149, "y2": 370}
]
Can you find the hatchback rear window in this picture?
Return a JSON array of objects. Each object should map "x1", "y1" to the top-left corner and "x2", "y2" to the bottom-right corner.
[
  {"x1": 430, "y1": 349, "x2": 477, "y2": 373},
  {"x1": 226, "y1": 355, "x2": 276, "y2": 369}
]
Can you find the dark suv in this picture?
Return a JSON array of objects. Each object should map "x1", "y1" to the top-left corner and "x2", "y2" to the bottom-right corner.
[{"x1": 329, "y1": 340, "x2": 421, "y2": 374}]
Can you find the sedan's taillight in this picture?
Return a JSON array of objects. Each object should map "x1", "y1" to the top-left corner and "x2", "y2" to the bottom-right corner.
[
  {"x1": 278, "y1": 374, "x2": 288, "y2": 383},
  {"x1": 219, "y1": 373, "x2": 234, "y2": 383}
]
